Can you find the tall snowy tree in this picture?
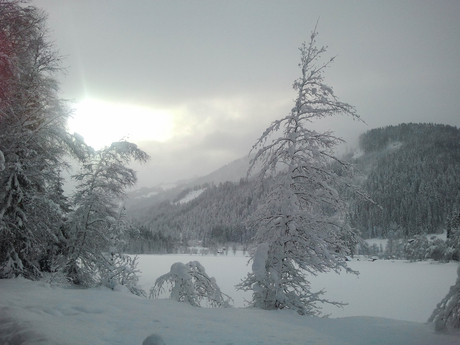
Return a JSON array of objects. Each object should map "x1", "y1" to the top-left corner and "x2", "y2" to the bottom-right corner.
[
  {"x1": 237, "y1": 27, "x2": 363, "y2": 315},
  {"x1": 0, "y1": 0, "x2": 83, "y2": 278},
  {"x1": 64, "y1": 141, "x2": 149, "y2": 287}
]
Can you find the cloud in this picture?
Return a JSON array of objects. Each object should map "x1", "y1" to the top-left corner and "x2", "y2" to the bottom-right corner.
[{"x1": 33, "y1": 0, "x2": 460, "y2": 187}]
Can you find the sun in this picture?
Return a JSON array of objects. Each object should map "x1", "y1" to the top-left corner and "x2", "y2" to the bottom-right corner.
[{"x1": 68, "y1": 99, "x2": 174, "y2": 149}]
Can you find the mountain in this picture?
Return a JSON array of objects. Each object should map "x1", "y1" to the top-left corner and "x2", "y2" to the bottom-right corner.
[
  {"x1": 349, "y1": 123, "x2": 460, "y2": 238},
  {"x1": 127, "y1": 155, "x2": 252, "y2": 199},
  {"x1": 125, "y1": 123, "x2": 460, "y2": 252},
  {"x1": 187, "y1": 155, "x2": 255, "y2": 186},
  {"x1": 124, "y1": 155, "x2": 260, "y2": 248}
]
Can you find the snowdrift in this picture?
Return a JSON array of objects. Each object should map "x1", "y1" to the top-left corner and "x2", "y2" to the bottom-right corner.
[
  {"x1": 0, "y1": 255, "x2": 460, "y2": 345},
  {"x1": 1, "y1": 267, "x2": 459, "y2": 344}
]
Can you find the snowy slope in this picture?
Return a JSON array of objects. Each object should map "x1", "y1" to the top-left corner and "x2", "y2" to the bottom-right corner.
[
  {"x1": 175, "y1": 188, "x2": 206, "y2": 204},
  {"x1": 0, "y1": 278, "x2": 459, "y2": 345}
]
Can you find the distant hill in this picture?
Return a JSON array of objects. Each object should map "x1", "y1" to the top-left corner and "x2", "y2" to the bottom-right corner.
[
  {"x1": 349, "y1": 123, "x2": 460, "y2": 238},
  {"x1": 125, "y1": 123, "x2": 460, "y2": 251},
  {"x1": 188, "y1": 155, "x2": 255, "y2": 186},
  {"x1": 127, "y1": 155, "x2": 253, "y2": 199},
  {"x1": 124, "y1": 155, "x2": 259, "y2": 241},
  {"x1": 124, "y1": 178, "x2": 266, "y2": 253}
]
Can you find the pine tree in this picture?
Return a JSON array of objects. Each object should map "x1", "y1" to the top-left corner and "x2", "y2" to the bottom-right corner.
[{"x1": 237, "y1": 26, "x2": 363, "y2": 315}]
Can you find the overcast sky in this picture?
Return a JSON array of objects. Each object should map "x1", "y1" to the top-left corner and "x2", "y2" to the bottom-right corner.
[{"x1": 33, "y1": 0, "x2": 460, "y2": 188}]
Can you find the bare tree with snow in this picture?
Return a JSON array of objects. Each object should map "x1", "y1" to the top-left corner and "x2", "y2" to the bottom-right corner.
[
  {"x1": 237, "y1": 26, "x2": 363, "y2": 315},
  {"x1": 64, "y1": 141, "x2": 149, "y2": 290}
]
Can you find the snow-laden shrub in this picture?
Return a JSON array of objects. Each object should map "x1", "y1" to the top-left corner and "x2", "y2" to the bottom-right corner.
[
  {"x1": 149, "y1": 261, "x2": 233, "y2": 307},
  {"x1": 446, "y1": 229, "x2": 460, "y2": 262},
  {"x1": 426, "y1": 238, "x2": 449, "y2": 262},
  {"x1": 403, "y1": 235, "x2": 455, "y2": 263},
  {"x1": 0, "y1": 247, "x2": 25, "y2": 279},
  {"x1": 429, "y1": 265, "x2": 460, "y2": 332},
  {"x1": 63, "y1": 250, "x2": 146, "y2": 296},
  {"x1": 99, "y1": 252, "x2": 146, "y2": 297},
  {"x1": 404, "y1": 235, "x2": 429, "y2": 261}
]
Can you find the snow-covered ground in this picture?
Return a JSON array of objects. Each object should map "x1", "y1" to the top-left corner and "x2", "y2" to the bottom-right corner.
[
  {"x1": 136, "y1": 254, "x2": 458, "y2": 323},
  {"x1": 364, "y1": 233, "x2": 447, "y2": 255},
  {"x1": 1, "y1": 255, "x2": 459, "y2": 345},
  {"x1": 175, "y1": 188, "x2": 207, "y2": 204}
]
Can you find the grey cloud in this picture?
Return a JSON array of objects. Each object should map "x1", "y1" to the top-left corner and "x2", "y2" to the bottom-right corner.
[{"x1": 33, "y1": 0, "x2": 460, "y2": 186}]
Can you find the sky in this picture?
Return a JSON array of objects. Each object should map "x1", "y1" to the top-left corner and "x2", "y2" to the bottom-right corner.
[{"x1": 32, "y1": 0, "x2": 460, "y2": 188}]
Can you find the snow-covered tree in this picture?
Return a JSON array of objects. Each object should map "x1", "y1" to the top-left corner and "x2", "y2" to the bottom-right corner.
[
  {"x1": 429, "y1": 264, "x2": 460, "y2": 332},
  {"x1": 404, "y1": 235, "x2": 429, "y2": 261},
  {"x1": 150, "y1": 261, "x2": 233, "y2": 308},
  {"x1": 0, "y1": 2, "x2": 149, "y2": 286},
  {"x1": 0, "y1": 1, "x2": 83, "y2": 279},
  {"x1": 421, "y1": 211, "x2": 460, "y2": 331},
  {"x1": 99, "y1": 251, "x2": 146, "y2": 297},
  {"x1": 237, "y1": 27, "x2": 363, "y2": 315},
  {"x1": 63, "y1": 141, "x2": 149, "y2": 287},
  {"x1": 446, "y1": 210, "x2": 460, "y2": 261},
  {"x1": 425, "y1": 237, "x2": 448, "y2": 262}
]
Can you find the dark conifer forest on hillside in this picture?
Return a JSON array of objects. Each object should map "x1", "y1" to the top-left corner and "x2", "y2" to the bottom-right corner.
[{"x1": 350, "y1": 123, "x2": 460, "y2": 239}]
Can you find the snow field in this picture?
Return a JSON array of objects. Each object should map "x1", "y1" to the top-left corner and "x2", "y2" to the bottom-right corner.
[
  {"x1": 136, "y1": 254, "x2": 251, "y2": 306},
  {"x1": 136, "y1": 254, "x2": 459, "y2": 322},
  {"x1": 309, "y1": 259, "x2": 458, "y2": 322},
  {"x1": 0, "y1": 255, "x2": 459, "y2": 344}
]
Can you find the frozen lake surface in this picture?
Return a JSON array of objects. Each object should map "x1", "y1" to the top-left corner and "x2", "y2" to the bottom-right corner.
[{"x1": 136, "y1": 253, "x2": 458, "y2": 322}]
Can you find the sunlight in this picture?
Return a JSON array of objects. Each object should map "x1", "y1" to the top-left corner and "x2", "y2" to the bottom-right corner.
[{"x1": 68, "y1": 99, "x2": 174, "y2": 149}]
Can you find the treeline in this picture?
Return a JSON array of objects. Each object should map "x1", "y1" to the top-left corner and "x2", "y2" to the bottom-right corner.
[
  {"x1": 360, "y1": 210, "x2": 460, "y2": 262},
  {"x1": 349, "y1": 123, "x2": 460, "y2": 238}
]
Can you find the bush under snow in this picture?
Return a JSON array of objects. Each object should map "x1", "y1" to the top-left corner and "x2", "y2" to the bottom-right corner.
[{"x1": 150, "y1": 261, "x2": 233, "y2": 308}]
